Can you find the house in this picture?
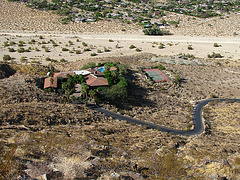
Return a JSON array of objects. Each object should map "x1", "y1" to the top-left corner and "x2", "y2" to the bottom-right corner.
[
  {"x1": 44, "y1": 77, "x2": 58, "y2": 89},
  {"x1": 87, "y1": 69, "x2": 105, "y2": 77},
  {"x1": 73, "y1": 70, "x2": 91, "y2": 76},
  {"x1": 109, "y1": 67, "x2": 117, "y2": 71},
  {"x1": 85, "y1": 74, "x2": 109, "y2": 87},
  {"x1": 53, "y1": 72, "x2": 74, "y2": 79}
]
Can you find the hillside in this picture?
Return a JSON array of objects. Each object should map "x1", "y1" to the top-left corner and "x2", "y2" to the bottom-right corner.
[{"x1": 0, "y1": 62, "x2": 240, "y2": 179}]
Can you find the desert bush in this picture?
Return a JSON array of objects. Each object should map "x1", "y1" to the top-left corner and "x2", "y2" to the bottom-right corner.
[
  {"x1": 82, "y1": 42, "x2": 88, "y2": 47},
  {"x1": 31, "y1": 60, "x2": 40, "y2": 64},
  {"x1": 213, "y1": 43, "x2": 221, "y2": 47},
  {"x1": 158, "y1": 43, "x2": 165, "y2": 49},
  {"x1": 44, "y1": 47, "x2": 50, "y2": 52},
  {"x1": 46, "y1": 57, "x2": 51, "y2": 61},
  {"x1": 207, "y1": 52, "x2": 223, "y2": 58},
  {"x1": 129, "y1": 45, "x2": 136, "y2": 49},
  {"x1": 104, "y1": 48, "x2": 111, "y2": 52},
  {"x1": 0, "y1": 142, "x2": 22, "y2": 179},
  {"x1": 97, "y1": 49, "x2": 102, "y2": 53},
  {"x1": 62, "y1": 48, "x2": 69, "y2": 51},
  {"x1": 3, "y1": 41, "x2": 9, "y2": 47},
  {"x1": 83, "y1": 48, "x2": 91, "y2": 52},
  {"x1": 35, "y1": 47, "x2": 40, "y2": 51},
  {"x1": 91, "y1": 53, "x2": 97, "y2": 56},
  {"x1": 17, "y1": 48, "x2": 24, "y2": 53},
  {"x1": 39, "y1": 35, "x2": 44, "y2": 39},
  {"x1": 154, "y1": 64, "x2": 165, "y2": 70},
  {"x1": 68, "y1": 40, "x2": 73, "y2": 45},
  {"x1": 143, "y1": 28, "x2": 172, "y2": 36},
  {"x1": 20, "y1": 56, "x2": 27, "y2": 63},
  {"x1": 187, "y1": 45, "x2": 193, "y2": 50},
  {"x1": 136, "y1": 48, "x2": 141, "y2": 52},
  {"x1": 9, "y1": 41, "x2": 16, "y2": 46},
  {"x1": 109, "y1": 39, "x2": 114, "y2": 42},
  {"x1": 140, "y1": 150, "x2": 187, "y2": 179},
  {"x1": 60, "y1": 58, "x2": 67, "y2": 63},
  {"x1": 174, "y1": 74, "x2": 181, "y2": 84},
  {"x1": 75, "y1": 50, "x2": 81, "y2": 54},
  {"x1": 8, "y1": 48, "x2": 15, "y2": 52},
  {"x1": 3, "y1": 54, "x2": 12, "y2": 61}
]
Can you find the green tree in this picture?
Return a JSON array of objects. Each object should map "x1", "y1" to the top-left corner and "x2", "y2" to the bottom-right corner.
[
  {"x1": 81, "y1": 82, "x2": 89, "y2": 100},
  {"x1": 3, "y1": 55, "x2": 11, "y2": 61}
]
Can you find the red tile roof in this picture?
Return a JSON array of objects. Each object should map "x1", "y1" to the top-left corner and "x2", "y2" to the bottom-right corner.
[
  {"x1": 86, "y1": 74, "x2": 109, "y2": 87},
  {"x1": 110, "y1": 67, "x2": 117, "y2": 71},
  {"x1": 53, "y1": 72, "x2": 74, "y2": 78},
  {"x1": 44, "y1": 77, "x2": 58, "y2": 89}
]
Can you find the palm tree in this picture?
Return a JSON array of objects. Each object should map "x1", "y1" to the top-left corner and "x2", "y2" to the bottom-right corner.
[
  {"x1": 89, "y1": 89, "x2": 96, "y2": 100},
  {"x1": 81, "y1": 83, "x2": 89, "y2": 100}
]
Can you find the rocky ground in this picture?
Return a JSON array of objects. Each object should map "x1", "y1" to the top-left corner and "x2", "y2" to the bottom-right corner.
[{"x1": 0, "y1": 61, "x2": 239, "y2": 179}]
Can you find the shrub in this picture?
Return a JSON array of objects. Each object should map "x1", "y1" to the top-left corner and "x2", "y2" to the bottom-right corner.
[
  {"x1": 17, "y1": 48, "x2": 25, "y2": 53},
  {"x1": 20, "y1": 56, "x2": 27, "y2": 63},
  {"x1": 158, "y1": 43, "x2": 165, "y2": 49},
  {"x1": 83, "y1": 48, "x2": 91, "y2": 52},
  {"x1": 121, "y1": 29, "x2": 126, "y2": 31},
  {"x1": 90, "y1": 53, "x2": 97, "y2": 56},
  {"x1": 62, "y1": 48, "x2": 69, "y2": 51},
  {"x1": 39, "y1": 35, "x2": 43, "y2": 39},
  {"x1": 3, "y1": 55, "x2": 11, "y2": 61},
  {"x1": 8, "y1": 48, "x2": 15, "y2": 52},
  {"x1": 154, "y1": 64, "x2": 166, "y2": 70},
  {"x1": 213, "y1": 43, "x2": 221, "y2": 47},
  {"x1": 207, "y1": 52, "x2": 223, "y2": 58},
  {"x1": 53, "y1": 44, "x2": 58, "y2": 47},
  {"x1": 143, "y1": 28, "x2": 172, "y2": 36},
  {"x1": 3, "y1": 41, "x2": 9, "y2": 47},
  {"x1": 60, "y1": 58, "x2": 67, "y2": 63},
  {"x1": 136, "y1": 48, "x2": 141, "y2": 52},
  {"x1": 97, "y1": 49, "x2": 102, "y2": 53},
  {"x1": 9, "y1": 41, "x2": 16, "y2": 46},
  {"x1": 82, "y1": 42, "x2": 88, "y2": 47},
  {"x1": 31, "y1": 60, "x2": 40, "y2": 64},
  {"x1": 109, "y1": 39, "x2": 114, "y2": 42},
  {"x1": 104, "y1": 48, "x2": 111, "y2": 52},
  {"x1": 45, "y1": 57, "x2": 51, "y2": 61},
  {"x1": 129, "y1": 45, "x2": 136, "y2": 49},
  {"x1": 187, "y1": 45, "x2": 193, "y2": 50},
  {"x1": 44, "y1": 48, "x2": 50, "y2": 52},
  {"x1": 75, "y1": 50, "x2": 81, "y2": 54},
  {"x1": 35, "y1": 47, "x2": 40, "y2": 51}
]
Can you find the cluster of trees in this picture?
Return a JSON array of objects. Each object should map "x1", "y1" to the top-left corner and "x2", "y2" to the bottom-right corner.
[
  {"x1": 45, "y1": 62, "x2": 129, "y2": 105},
  {"x1": 159, "y1": 0, "x2": 240, "y2": 18},
  {"x1": 61, "y1": 74, "x2": 85, "y2": 97},
  {"x1": 97, "y1": 62, "x2": 129, "y2": 103},
  {"x1": 143, "y1": 28, "x2": 172, "y2": 36}
]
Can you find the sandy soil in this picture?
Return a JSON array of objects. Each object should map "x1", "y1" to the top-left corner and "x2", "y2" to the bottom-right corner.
[
  {"x1": 1, "y1": 32, "x2": 240, "y2": 66},
  {"x1": 1, "y1": 0, "x2": 240, "y2": 64}
]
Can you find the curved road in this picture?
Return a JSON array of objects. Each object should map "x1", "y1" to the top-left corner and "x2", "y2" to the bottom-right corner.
[{"x1": 91, "y1": 98, "x2": 240, "y2": 136}]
